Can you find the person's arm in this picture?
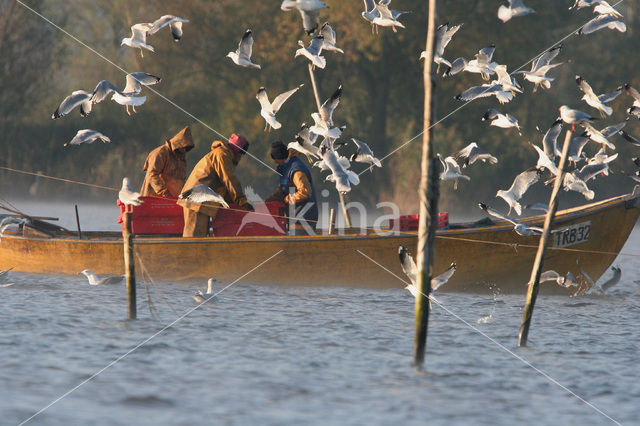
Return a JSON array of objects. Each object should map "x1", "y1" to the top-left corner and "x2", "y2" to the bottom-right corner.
[
  {"x1": 285, "y1": 171, "x2": 312, "y2": 204},
  {"x1": 145, "y1": 151, "x2": 170, "y2": 196},
  {"x1": 212, "y1": 152, "x2": 248, "y2": 206}
]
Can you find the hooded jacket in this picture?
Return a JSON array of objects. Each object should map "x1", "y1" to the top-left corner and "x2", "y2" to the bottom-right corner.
[
  {"x1": 140, "y1": 126, "x2": 195, "y2": 198},
  {"x1": 178, "y1": 141, "x2": 248, "y2": 214}
]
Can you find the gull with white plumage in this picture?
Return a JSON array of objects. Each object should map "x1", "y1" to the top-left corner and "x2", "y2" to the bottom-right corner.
[
  {"x1": 575, "y1": 75, "x2": 621, "y2": 117},
  {"x1": 350, "y1": 138, "x2": 381, "y2": 172},
  {"x1": 256, "y1": 85, "x2": 304, "y2": 131},
  {"x1": 479, "y1": 202, "x2": 544, "y2": 236},
  {"x1": 437, "y1": 153, "x2": 470, "y2": 190},
  {"x1": 482, "y1": 108, "x2": 521, "y2": 134},
  {"x1": 398, "y1": 246, "x2": 456, "y2": 295},
  {"x1": 227, "y1": 30, "x2": 261, "y2": 69},
  {"x1": 454, "y1": 142, "x2": 498, "y2": 168},
  {"x1": 119, "y1": 177, "x2": 143, "y2": 207},
  {"x1": 498, "y1": 0, "x2": 535, "y2": 23},
  {"x1": 496, "y1": 167, "x2": 543, "y2": 215},
  {"x1": 513, "y1": 45, "x2": 563, "y2": 92},
  {"x1": 179, "y1": 184, "x2": 229, "y2": 208},
  {"x1": 295, "y1": 35, "x2": 326, "y2": 69},
  {"x1": 310, "y1": 85, "x2": 344, "y2": 139},
  {"x1": 420, "y1": 22, "x2": 462, "y2": 73},
  {"x1": 288, "y1": 123, "x2": 321, "y2": 162},
  {"x1": 64, "y1": 130, "x2": 111, "y2": 147}
]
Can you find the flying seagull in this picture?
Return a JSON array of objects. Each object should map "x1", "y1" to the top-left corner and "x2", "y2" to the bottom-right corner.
[
  {"x1": 513, "y1": 45, "x2": 563, "y2": 91},
  {"x1": 52, "y1": 90, "x2": 92, "y2": 119},
  {"x1": 320, "y1": 22, "x2": 344, "y2": 54},
  {"x1": 194, "y1": 278, "x2": 218, "y2": 303},
  {"x1": 540, "y1": 118, "x2": 564, "y2": 158},
  {"x1": 295, "y1": 35, "x2": 326, "y2": 69},
  {"x1": 482, "y1": 108, "x2": 521, "y2": 134},
  {"x1": 454, "y1": 142, "x2": 498, "y2": 168},
  {"x1": 578, "y1": 13, "x2": 626, "y2": 35},
  {"x1": 498, "y1": 0, "x2": 535, "y2": 23},
  {"x1": 122, "y1": 72, "x2": 161, "y2": 95},
  {"x1": 256, "y1": 85, "x2": 304, "y2": 131},
  {"x1": 496, "y1": 167, "x2": 543, "y2": 215},
  {"x1": 179, "y1": 184, "x2": 229, "y2": 208},
  {"x1": 310, "y1": 85, "x2": 343, "y2": 138},
  {"x1": 288, "y1": 123, "x2": 320, "y2": 162},
  {"x1": 575, "y1": 75, "x2": 621, "y2": 117},
  {"x1": 281, "y1": 0, "x2": 328, "y2": 35},
  {"x1": 64, "y1": 130, "x2": 111, "y2": 147},
  {"x1": 80, "y1": 269, "x2": 124, "y2": 285},
  {"x1": 398, "y1": 245, "x2": 456, "y2": 294},
  {"x1": 121, "y1": 23, "x2": 154, "y2": 57},
  {"x1": 147, "y1": 15, "x2": 189, "y2": 42},
  {"x1": 350, "y1": 138, "x2": 381, "y2": 171},
  {"x1": 321, "y1": 145, "x2": 359, "y2": 193},
  {"x1": 119, "y1": 177, "x2": 143, "y2": 207},
  {"x1": 372, "y1": 1, "x2": 411, "y2": 33},
  {"x1": 479, "y1": 202, "x2": 544, "y2": 236},
  {"x1": 90, "y1": 80, "x2": 122, "y2": 104},
  {"x1": 455, "y1": 83, "x2": 514, "y2": 104},
  {"x1": 421, "y1": 22, "x2": 462, "y2": 73},
  {"x1": 539, "y1": 270, "x2": 579, "y2": 288},
  {"x1": 227, "y1": 29, "x2": 261, "y2": 69},
  {"x1": 437, "y1": 154, "x2": 470, "y2": 190}
]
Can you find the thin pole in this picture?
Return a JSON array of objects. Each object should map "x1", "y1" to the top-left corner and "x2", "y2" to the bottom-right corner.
[
  {"x1": 307, "y1": 63, "x2": 352, "y2": 228},
  {"x1": 518, "y1": 129, "x2": 573, "y2": 346},
  {"x1": 122, "y1": 207, "x2": 137, "y2": 320},
  {"x1": 74, "y1": 204, "x2": 82, "y2": 240},
  {"x1": 414, "y1": 0, "x2": 439, "y2": 366},
  {"x1": 328, "y1": 207, "x2": 335, "y2": 234}
]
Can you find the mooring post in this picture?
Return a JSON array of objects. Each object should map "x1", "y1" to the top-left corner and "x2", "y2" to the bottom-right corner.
[
  {"x1": 518, "y1": 129, "x2": 573, "y2": 346},
  {"x1": 122, "y1": 207, "x2": 137, "y2": 320},
  {"x1": 307, "y1": 63, "x2": 352, "y2": 228},
  {"x1": 328, "y1": 207, "x2": 335, "y2": 234},
  {"x1": 74, "y1": 204, "x2": 82, "y2": 240},
  {"x1": 414, "y1": 0, "x2": 439, "y2": 366}
]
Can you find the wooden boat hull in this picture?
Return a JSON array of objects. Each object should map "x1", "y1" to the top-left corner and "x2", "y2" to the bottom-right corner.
[{"x1": 1, "y1": 192, "x2": 638, "y2": 294}]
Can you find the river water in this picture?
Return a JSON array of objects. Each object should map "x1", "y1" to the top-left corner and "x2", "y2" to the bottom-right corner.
[{"x1": 1, "y1": 202, "x2": 639, "y2": 425}]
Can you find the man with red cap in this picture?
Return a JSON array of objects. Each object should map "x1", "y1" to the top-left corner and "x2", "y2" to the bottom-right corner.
[
  {"x1": 140, "y1": 126, "x2": 195, "y2": 198},
  {"x1": 178, "y1": 134, "x2": 254, "y2": 237}
]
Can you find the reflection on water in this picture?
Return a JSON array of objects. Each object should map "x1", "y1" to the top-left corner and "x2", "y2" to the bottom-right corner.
[{"x1": 0, "y1": 203, "x2": 639, "y2": 424}]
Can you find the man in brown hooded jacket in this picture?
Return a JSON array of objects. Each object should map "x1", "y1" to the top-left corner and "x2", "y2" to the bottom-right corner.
[
  {"x1": 140, "y1": 126, "x2": 195, "y2": 198},
  {"x1": 179, "y1": 134, "x2": 254, "y2": 237}
]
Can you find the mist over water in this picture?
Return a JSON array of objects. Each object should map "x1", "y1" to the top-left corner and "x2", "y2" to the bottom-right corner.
[{"x1": 1, "y1": 203, "x2": 639, "y2": 425}]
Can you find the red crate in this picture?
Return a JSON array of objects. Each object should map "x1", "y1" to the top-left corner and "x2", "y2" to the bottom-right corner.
[
  {"x1": 389, "y1": 212, "x2": 449, "y2": 231},
  {"x1": 211, "y1": 202, "x2": 287, "y2": 236},
  {"x1": 117, "y1": 197, "x2": 184, "y2": 234}
]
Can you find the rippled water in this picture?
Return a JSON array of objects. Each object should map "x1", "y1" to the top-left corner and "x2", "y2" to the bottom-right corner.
[{"x1": 1, "y1": 203, "x2": 639, "y2": 425}]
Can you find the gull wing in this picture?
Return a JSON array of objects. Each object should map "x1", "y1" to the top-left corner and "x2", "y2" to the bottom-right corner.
[
  {"x1": 600, "y1": 121, "x2": 626, "y2": 138},
  {"x1": 508, "y1": 168, "x2": 542, "y2": 200},
  {"x1": 431, "y1": 263, "x2": 456, "y2": 291},
  {"x1": 300, "y1": 10, "x2": 320, "y2": 35},
  {"x1": 320, "y1": 85, "x2": 342, "y2": 124},
  {"x1": 540, "y1": 270, "x2": 561, "y2": 283},
  {"x1": 320, "y1": 22, "x2": 337, "y2": 45},
  {"x1": 532, "y1": 143, "x2": 558, "y2": 175},
  {"x1": 542, "y1": 118, "x2": 563, "y2": 158},
  {"x1": 238, "y1": 29, "x2": 254, "y2": 59},
  {"x1": 123, "y1": 72, "x2": 161, "y2": 94},
  {"x1": 579, "y1": 14, "x2": 626, "y2": 35},
  {"x1": 148, "y1": 15, "x2": 188, "y2": 35},
  {"x1": 131, "y1": 23, "x2": 152, "y2": 43},
  {"x1": 598, "y1": 87, "x2": 622, "y2": 104},
  {"x1": 478, "y1": 202, "x2": 520, "y2": 227},
  {"x1": 271, "y1": 84, "x2": 303, "y2": 113},
  {"x1": 255, "y1": 87, "x2": 272, "y2": 110},
  {"x1": 376, "y1": 3, "x2": 394, "y2": 20},
  {"x1": 456, "y1": 84, "x2": 503, "y2": 102},
  {"x1": 575, "y1": 75, "x2": 597, "y2": 99},
  {"x1": 398, "y1": 246, "x2": 417, "y2": 285},
  {"x1": 179, "y1": 184, "x2": 229, "y2": 207},
  {"x1": 531, "y1": 44, "x2": 562, "y2": 72},
  {"x1": 52, "y1": 90, "x2": 92, "y2": 119},
  {"x1": 577, "y1": 162, "x2": 609, "y2": 182},
  {"x1": 91, "y1": 80, "x2": 121, "y2": 104},
  {"x1": 435, "y1": 23, "x2": 462, "y2": 56},
  {"x1": 623, "y1": 83, "x2": 640, "y2": 103},
  {"x1": 568, "y1": 133, "x2": 590, "y2": 159},
  {"x1": 475, "y1": 45, "x2": 495, "y2": 64},
  {"x1": 351, "y1": 138, "x2": 374, "y2": 157},
  {"x1": 363, "y1": 0, "x2": 376, "y2": 13},
  {"x1": 308, "y1": 35, "x2": 324, "y2": 55}
]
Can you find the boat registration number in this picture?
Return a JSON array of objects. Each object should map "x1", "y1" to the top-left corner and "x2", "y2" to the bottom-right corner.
[{"x1": 553, "y1": 221, "x2": 590, "y2": 248}]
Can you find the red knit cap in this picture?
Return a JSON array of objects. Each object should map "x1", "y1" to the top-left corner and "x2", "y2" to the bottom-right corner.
[{"x1": 228, "y1": 133, "x2": 249, "y2": 154}]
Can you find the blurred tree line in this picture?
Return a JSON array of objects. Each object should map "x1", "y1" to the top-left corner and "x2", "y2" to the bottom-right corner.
[{"x1": 1, "y1": 0, "x2": 639, "y2": 218}]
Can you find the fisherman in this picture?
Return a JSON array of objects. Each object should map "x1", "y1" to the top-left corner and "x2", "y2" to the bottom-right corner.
[
  {"x1": 179, "y1": 134, "x2": 254, "y2": 237},
  {"x1": 266, "y1": 141, "x2": 317, "y2": 234},
  {"x1": 140, "y1": 126, "x2": 195, "y2": 198}
]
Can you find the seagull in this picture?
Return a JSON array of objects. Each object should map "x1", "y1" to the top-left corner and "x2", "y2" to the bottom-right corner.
[
  {"x1": 482, "y1": 109, "x2": 521, "y2": 134},
  {"x1": 111, "y1": 92, "x2": 147, "y2": 116},
  {"x1": 361, "y1": 0, "x2": 380, "y2": 31},
  {"x1": 52, "y1": 90, "x2": 92, "y2": 119},
  {"x1": 227, "y1": 29, "x2": 261, "y2": 69},
  {"x1": 119, "y1": 177, "x2": 143, "y2": 207},
  {"x1": 621, "y1": 130, "x2": 640, "y2": 147},
  {"x1": 295, "y1": 35, "x2": 326, "y2": 69},
  {"x1": 320, "y1": 22, "x2": 344, "y2": 54},
  {"x1": 350, "y1": 138, "x2": 381, "y2": 171},
  {"x1": 464, "y1": 45, "x2": 498, "y2": 80},
  {"x1": 539, "y1": 270, "x2": 579, "y2": 288},
  {"x1": 479, "y1": 202, "x2": 545, "y2": 236},
  {"x1": 236, "y1": 187, "x2": 285, "y2": 235},
  {"x1": 179, "y1": 184, "x2": 229, "y2": 208},
  {"x1": 121, "y1": 23, "x2": 154, "y2": 57},
  {"x1": 593, "y1": 1, "x2": 623, "y2": 18},
  {"x1": 558, "y1": 105, "x2": 596, "y2": 131},
  {"x1": 492, "y1": 64, "x2": 524, "y2": 95},
  {"x1": 569, "y1": 0, "x2": 603, "y2": 10},
  {"x1": 541, "y1": 118, "x2": 564, "y2": 158},
  {"x1": 313, "y1": 153, "x2": 351, "y2": 172},
  {"x1": 455, "y1": 83, "x2": 514, "y2": 104},
  {"x1": 582, "y1": 122, "x2": 615, "y2": 150},
  {"x1": 575, "y1": 75, "x2": 621, "y2": 117},
  {"x1": 194, "y1": 278, "x2": 218, "y2": 303},
  {"x1": 567, "y1": 132, "x2": 591, "y2": 165},
  {"x1": 0, "y1": 267, "x2": 13, "y2": 282},
  {"x1": 421, "y1": 22, "x2": 462, "y2": 73},
  {"x1": 398, "y1": 246, "x2": 456, "y2": 294},
  {"x1": 513, "y1": 45, "x2": 563, "y2": 92},
  {"x1": 531, "y1": 143, "x2": 559, "y2": 176},
  {"x1": 80, "y1": 269, "x2": 124, "y2": 285},
  {"x1": 437, "y1": 154, "x2": 470, "y2": 190},
  {"x1": 562, "y1": 171, "x2": 595, "y2": 200},
  {"x1": 496, "y1": 167, "x2": 543, "y2": 215},
  {"x1": 454, "y1": 142, "x2": 498, "y2": 167},
  {"x1": 147, "y1": 15, "x2": 189, "y2": 42},
  {"x1": 321, "y1": 145, "x2": 359, "y2": 193},
  {"x1": 580, "y1": 154, "x2": 617, "y2": 180},
  {"x1": 576, "y1": 261, "x2": 620, "y2": 294},
  {"x1": 310, "y1": 85, "x2": 343, "y2": 138},
  {"x1": 524, "y1": 203, "x2": 549, "y2": 213},
  {"x1": 122, "y1": 72, "x2": 161, "y2": 95},
  {"x1": 90, "y1": 80, "x2": 122, "y2": 104},
  {"x1": 498, "y1": 0, "x2": 535, "y2": 23},
  {"x1": 256, "y1": 85, "x2": 303, "y2": 131},
  {"x1": 0, "y1": 217, "x2": 28, "y2": 238},
  {"x1": 620, "y1": 83, "x2": 640, "y2": 118},
  {"x1": 64, "y1": 130, "x2": 111, "y2": 147},
  {"x1": 372, "y1": 1, "x2": 411, "y2": 33},
  {"x1": 578, "y1": 13, "x2": 626, "y2": 35},
  {"x1": 288, "y1": 123, "x2": 321, "y2": 162}
]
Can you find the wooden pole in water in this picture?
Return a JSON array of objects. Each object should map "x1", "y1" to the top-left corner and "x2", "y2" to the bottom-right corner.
[
  {"x1": 328, "y1": 207, "x2": 335, "y2": 234},
  {"x1": 74, "y1": 204, "x2": 82, "y2": 240},
  {"x1": 306, "y1": 63, "x2": 352, "y2": 228},
  {"x1": 414, "y1": 0, "x2": 439, "y2": 366},
  {"x1": 518, "y1": 128, "x2": 573, "y2": 346},
  {"x1": 122, "y1": 207, "x2": 137, "y2": 320}
]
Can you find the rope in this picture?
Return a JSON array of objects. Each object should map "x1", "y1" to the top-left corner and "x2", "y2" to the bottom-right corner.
[
  {"x1": 140, "y1": 274, "x2": 161, "y2": 320},
  {"x1": 135, "y1": 249, "x2": 180, "y2": 317},
  {"x1": 0, "y1": 166, "x2": 117, "y2": 191}
]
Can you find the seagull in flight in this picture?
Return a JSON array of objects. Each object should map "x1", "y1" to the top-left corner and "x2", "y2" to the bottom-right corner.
[
  {"x1": 513, "y1": 45, "x2": 563, "y2": 91},
  {"x1": 496, "y1": 167, "x2": 543, "y2": 215},
  {"x1": 227, "y1": 29, "x2": 261, "y2": 69},
  {"x1": 121, "y1": 23, "x2": 154, "y2": 57},
  {"x1": 479, "y1": 202, "x2": 544, "y2": 236},
  {"x1": 498, "y1": 0, "x2": 535, "y2": 23},
  {"x1": 540, "y1": 118, "x2": 564, "y2": 158},
  {"x1": 288, "y1": 123, "x2": 321, "y2": 162},
  {"x1": 256, "y1": 85, "x2": 304, "y2": 131},
  {"x1": 539, "y1": 270, "x2": 579, "y2": 288},
  {"x1": 575, "y1": 75, "x2": 621, "y2": 117},
  {"x1": 350, "y1": 138, "x2": 381, "y2": 171},
  {"x1": 578, "y1": 13, "x2": 626, "y2": 35},
  {"x1": 310, "y1": 85, "x2": 343, "y2": 139},
  {"x1": 437, "y1": 154, "x2": 470, "y2": 190},
  {"x1": 454, "y1": 142, "x2": 498, "y2": 167},
  {"x1": 295, "y1": 35, "x2": 326, "y2": 69},
  {"x1": 64, "y1": 130, "x2": 111, "y2": 147},
  {"x1": 147, "y1": 15, "x2": 189, "y2": 42},
  {"x1": 320, "y1": 22, "x2": 344, "y2": 54},
  {"x1": 179, "y1": 184, "x2": 229, "y2": 208},
  {"x1": 421, "y1": 22, "x2": 462, "y2": 73},
  {"x1": 321, "y1": 145, "x2": 359, "y2": 193},
  {"x1": 482, "y1": 109, "x2": 521, "y2": 134},
  {"x1": 398, "y1": 246, "x2": 456, "y2": 294}
]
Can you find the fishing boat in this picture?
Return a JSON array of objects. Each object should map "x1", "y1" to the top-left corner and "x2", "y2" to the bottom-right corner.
[{"x1": 1, "y1": 188, "x2": 638, "y2": 295}]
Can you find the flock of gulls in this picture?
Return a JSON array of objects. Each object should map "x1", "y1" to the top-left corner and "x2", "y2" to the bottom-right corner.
[{"x1": 4, "y1": 1, "x2": 636, "y2": 296}]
